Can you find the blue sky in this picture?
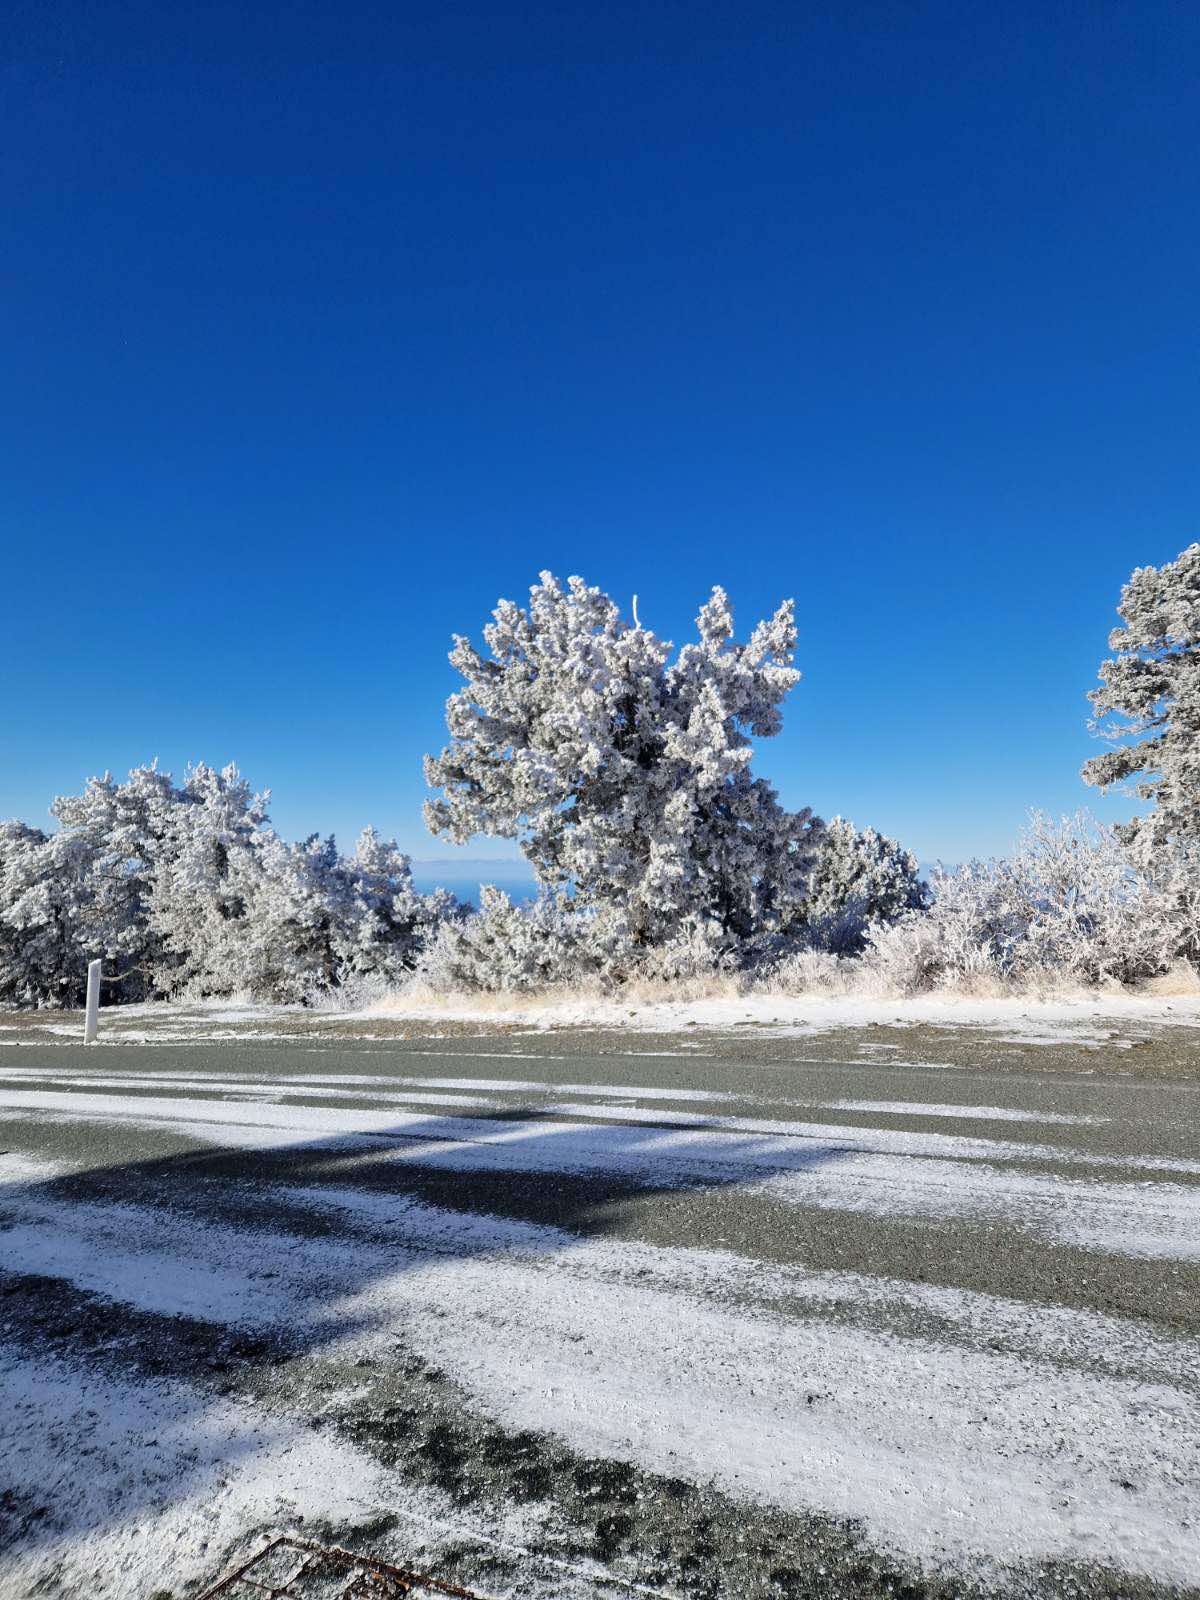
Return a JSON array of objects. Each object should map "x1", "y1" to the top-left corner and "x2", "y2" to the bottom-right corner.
[{"x1": 3, "y1": 1, "x2": 1197, "y2": 865}]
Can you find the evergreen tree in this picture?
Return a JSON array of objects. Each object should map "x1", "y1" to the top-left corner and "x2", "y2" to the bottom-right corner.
[
  {"x1": 424, "y1": 573, "x2": 821, "y2": 949},
  {"x1": 1083, "y1": 543, "x2": 1200, "y2": 857}
]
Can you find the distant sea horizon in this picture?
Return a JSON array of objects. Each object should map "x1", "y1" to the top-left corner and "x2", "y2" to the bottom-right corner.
[
  {"x1": 411, "y1": 858, "x2": 951, "y2": 911},
  {"x1": 409, "y1": 859, "x2": 537, "y2": 908}
]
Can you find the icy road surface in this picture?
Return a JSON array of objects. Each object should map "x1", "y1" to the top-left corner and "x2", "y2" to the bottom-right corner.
[{"x1": 0, "y1": 1013, "x2": 1197, "y2": 1599}]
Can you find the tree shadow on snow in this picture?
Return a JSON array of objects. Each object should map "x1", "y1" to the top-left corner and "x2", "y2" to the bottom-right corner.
[{"x1": 0, "y1": 1090, "x2": 856, "y2": 1568}]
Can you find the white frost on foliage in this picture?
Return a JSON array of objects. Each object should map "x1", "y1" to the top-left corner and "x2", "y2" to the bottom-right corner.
[
  {"x1": 0, "y1": 764, "x2": 459, "y2": 1007},
  {"x1": 856, "y1": 810, "x2": 1200, "y2": 992},
  {"x1": 1082, "y1": 541, "x2": 1200, "y2": 858},
  {"x1": 801, "y1": 817, "x2": 927, "y2": 951},
  {"x1": 9, "y1": 558, "x2": 1200, "y2": 1009},
  {"x1": 423, "y1": 574, "x2": 821, "y2": 960}
]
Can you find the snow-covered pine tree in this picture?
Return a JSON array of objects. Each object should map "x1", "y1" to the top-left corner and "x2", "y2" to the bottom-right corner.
[
  {"x1": 48, "y1": 763, "x2": 180, "y2": 999},
  {"x1": 423, "y1": 573, "x2": 821, "y2": 953},
  {"x1": 325, "y1": 825, "x2": 461, "y2": 987},
  {"x1": 1082, "y1": 543, "x2": 1200, "y2": 858},
  {"x1": 147, "y1": 763, "x2": 276, "y2": 996},
  {"x1": 803, "y1": 817, "x2": 927, "y2": 950},
  {"x1": 0, "y1": 766, "x2": 181, "y2": 1006},
  {"x1": 0, "y1": 762, "x2": 460, "y2": 1007},
  {"x1": 243, "y1": 825, "x2": 462, "y2": 1001},
  {"x1": 0, "y1": 821, "x2": 65, "y2": 1005}
]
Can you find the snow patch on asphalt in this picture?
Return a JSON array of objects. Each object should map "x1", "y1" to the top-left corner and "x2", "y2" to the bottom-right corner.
[
  {"x1": 4, "y1": 1086, "x2": 1193, "y2": 1175},
  {"x1": 0, "y1": 1348, "x2": 391, "y2": 1599},
  {"x1": 0, "y1": 1343, "x2": 621, "y2": 1600},
  {"x1": 0, "y1": 1177, "x2": 1197, "y2": 1586},
  {"x1": 820, "y1": 1099, "x2": 1105, "y2": 1125},
  {"x1": 3, "y1": 1088, "x2": 1199, "y2": 1260}
]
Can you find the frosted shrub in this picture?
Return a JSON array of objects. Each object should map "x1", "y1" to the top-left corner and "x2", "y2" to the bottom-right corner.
[
  {"x1": 757, "y1": 947, "x2": 850, "y2": 996},
  {"x1": 306, "y1": 970, "x2": 396, "y2": 1013},
  {"x1": 415, "y1": 892, "x2": 743, "y2": 996},
  {"x1": 637, "y1": 915, "x2": 741, "y2": 982},
  {"x1": 859, "y1": 812, "x2": 1194, "y2": 994},
  {"x1": 859, "y1": 914, "x2": 961, "y2": 994},
  {"x1": 416, "y1": 887, "x2": 595, "y2": 993},
  {"x1": 803, "y1": 818, "x2": 926, "y2": 952}
]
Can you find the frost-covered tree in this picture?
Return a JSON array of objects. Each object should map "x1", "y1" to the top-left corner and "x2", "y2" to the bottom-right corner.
[
  {"x1": 237, "y1": 826, "x2": 460, "y2": 1002},
  {"x1": 0, "y1": 766, "x2": 181, "y2": 1006},
  {"x1": 150, "y1": 768, "x2": 458, "y2": 1002},
  {"x1": 0, "y1": 762, "x2": 458, "y2": 1007},
  {"x1": 803, "y1": 817, "x2": 926, "y2": 950},
  {"x1": 0, "y1": 821, "x2": 67, "y2": 1006},
  {"x1": 424, "y1": 573, "x2": 821, "y2": 950},
  {"x1": 147, "y1": 763, "x2": 276, "y2": 996},
  {"x1": 48, "y1": 764, "x2": 180, "y2": 998},
  {"x1": 326, "y1": 826, "x2": 460, "y2": 986},
  {"x1": 1083, "y1": 543, "x2": 1200, "y2": 857}
]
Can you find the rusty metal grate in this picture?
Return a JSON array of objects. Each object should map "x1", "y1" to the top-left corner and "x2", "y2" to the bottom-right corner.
[{"x1": 196, "y1": 1534, "x2": 485, "y2": 1599}]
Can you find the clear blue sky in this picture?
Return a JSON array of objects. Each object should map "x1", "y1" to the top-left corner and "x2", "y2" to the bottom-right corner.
[{"x1": 3, "y1": 1, "x2": 1197, "y2": 864}]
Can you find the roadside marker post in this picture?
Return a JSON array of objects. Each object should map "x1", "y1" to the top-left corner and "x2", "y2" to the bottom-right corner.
[{"x1": 83, "y1": 959, "x2": 101, "y2": 1044}]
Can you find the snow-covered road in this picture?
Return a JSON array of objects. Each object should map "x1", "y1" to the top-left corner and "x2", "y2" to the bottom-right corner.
[{"x1": 0, "y1": 1025, "x2": 1197, "y2": 1599}]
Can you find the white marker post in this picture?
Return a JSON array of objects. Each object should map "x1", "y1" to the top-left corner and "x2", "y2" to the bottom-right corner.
[{"x1": 83, "y1": 959, "x2": 102, "y2": 1044}]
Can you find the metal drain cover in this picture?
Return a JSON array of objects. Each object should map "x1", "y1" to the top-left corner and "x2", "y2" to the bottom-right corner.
[{"x1": 196, "y1": 1534, "x2": 484, "y2": 1598}]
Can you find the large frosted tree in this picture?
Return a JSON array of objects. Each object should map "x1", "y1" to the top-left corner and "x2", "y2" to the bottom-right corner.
[
  {"x1": 1082, "y1": 543, "x2": 1200, "y2": 856},
  {"x1": 424, "y1": 572, "x2": 821, "y2": 947}
]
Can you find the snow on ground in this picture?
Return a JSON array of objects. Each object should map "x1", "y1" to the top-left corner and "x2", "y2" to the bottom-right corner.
[
  {"x1": 3, "y1": 1080, "x2": 1197, "y2": 1179},
  {"x1": 820, "y1": 1099, "x2": 1105, "y2": 1124},
  {"x1": 0, "y1": 1350, "x2": 392, "y2": 1597},
  {"x1": 0, "y1": 1051, "x2": 1198, "y2": 1594},
  {"x1": 7, "y1": 987, "x2": 1200, "y2": 1047},
  {"x1": 0, "y1": 1338, "x2": 652, "y2": 1600},
  {"x1": 362, "y1": 989, "x2": 1200, "y2": 1043},
  {"x1": 2, "y1": 1166, "x2": 1199, "y2": 1586}
]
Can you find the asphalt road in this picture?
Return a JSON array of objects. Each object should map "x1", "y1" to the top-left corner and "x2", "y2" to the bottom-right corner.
[{"x1": 0, "y1": 1020, "x2": 1197, "y2": 1599}]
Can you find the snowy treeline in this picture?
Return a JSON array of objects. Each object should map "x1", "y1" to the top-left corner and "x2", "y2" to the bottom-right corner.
[
  {"x1": 5, "y1": 546, "x2": 1199, "y2": 1006},
  {"x1": 0, "y1": 764, "x2": 457, "y2": 1007},
  {"x1": 417, "y1": 556, "x2": 1200, "y2": 996}
]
